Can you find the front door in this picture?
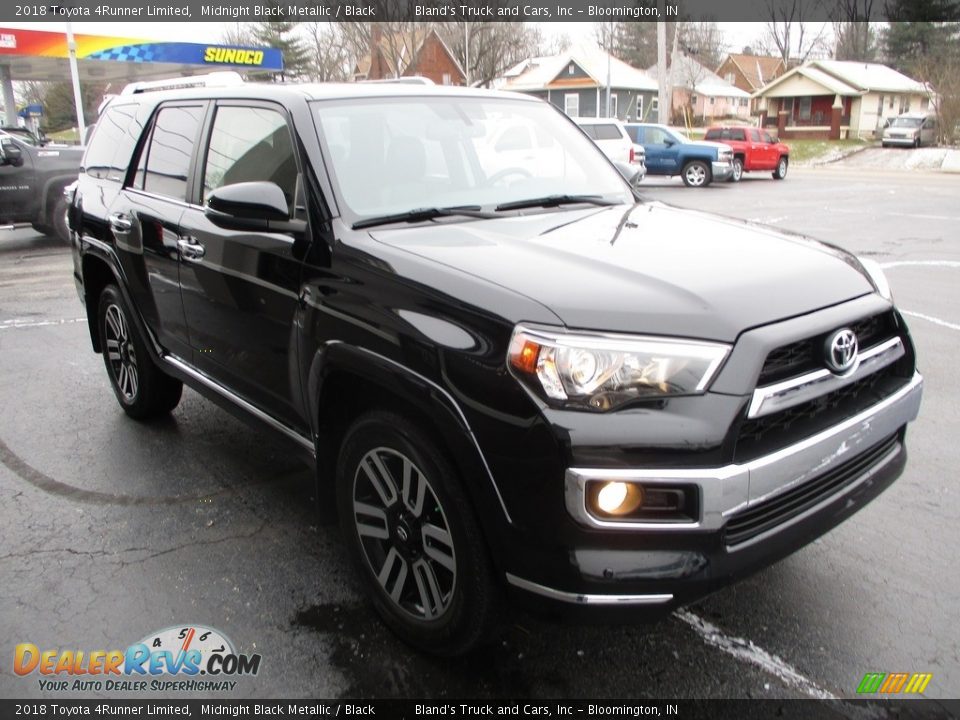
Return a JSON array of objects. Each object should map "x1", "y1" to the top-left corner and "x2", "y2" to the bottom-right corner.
[
  {"x1": 177, "y1": 101, "x2": 308, "y2": 433},
  {"x1": 0, "y1": 137, "x2": 34, "y2": 224}
]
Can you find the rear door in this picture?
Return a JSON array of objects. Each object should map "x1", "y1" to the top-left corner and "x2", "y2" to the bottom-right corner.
[
  {"x1": 107, "y1": 102, "x2": 206, "y2": 359},
  {"x1": 177, "y1": 100, "x2": 309, "y2": 433}
]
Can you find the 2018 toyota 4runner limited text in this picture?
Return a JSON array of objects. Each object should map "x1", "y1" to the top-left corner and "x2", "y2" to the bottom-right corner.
[{"x1": 69, "y1": 79, "x2": 923, "y2": 656}]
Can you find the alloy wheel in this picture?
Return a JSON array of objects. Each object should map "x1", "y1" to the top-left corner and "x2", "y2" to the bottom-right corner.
[
  {"x1": 352, "y1": 447, "x2": 457, "y2": 621},
  {"x1": 685, "y1": 164, "x2": 707, "y2": 186},
  {"x1": 104, "y1": 303, "x2": 139, "y2": 401}
]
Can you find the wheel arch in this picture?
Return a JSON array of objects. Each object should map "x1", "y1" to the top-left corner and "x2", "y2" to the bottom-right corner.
[
  {"x1": 308, "y1": 342, "x2": 513, "y2": 536},
  {"x1": 39, "y1": 174, "x2": 75, "y2": 220}
]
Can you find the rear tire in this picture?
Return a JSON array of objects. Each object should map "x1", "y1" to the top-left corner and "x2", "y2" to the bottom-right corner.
[
  {"x1": 337, "y1": 411, "x2": 498, "y2": 656},
  {"x1": 50, "y1": 196, "x2": 70, "y2": 243},
  {"x1": 97, "y1": 284, "x2": 182, "y2": 420},
  {"x1": 773, "y1": 156, "x2": 789, "y2": 180},
  {"x1": 682, "y1": 160, "x2": 711, "y2": 187},
  {"x1": 730, "y1": 157, "x2": 743, "y2": 182}
]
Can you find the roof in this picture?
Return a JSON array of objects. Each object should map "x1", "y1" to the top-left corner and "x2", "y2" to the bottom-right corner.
[
  {"x1": 100, "y1": 81, "x2": 536, "y2": 106},
  {"x1": 720, "y1": 54, "x2": 785, "y2": 90},
  {"x1": 647, "y1": 53, "x2": 750, "y2": 98},
  {"x1": 755, "y1": 60, "x2": 928, "y2": 97},
  {"x1": 501, "y1": 44, "x2": 657, "y2": 92},
  {"x1": 355, "y1": 28, "x2": 465, "y2": 81}
]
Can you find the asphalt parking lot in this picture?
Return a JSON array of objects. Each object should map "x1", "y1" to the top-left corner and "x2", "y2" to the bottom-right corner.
[{"x1": 1, "y1": 165, "x2": 958, "y2": 702}]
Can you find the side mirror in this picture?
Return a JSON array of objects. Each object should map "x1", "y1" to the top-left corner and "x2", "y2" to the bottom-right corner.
[
  {"x1": 0, "y1": 140, "x2": 23, "y2": 166},
  {"x1": 663, "y1": 138, "x2": 675, "y2": 147},
  {"x1": 613, "y1": 161, "x2": 642, "y2": 188},
  {"x1": 205, "y1": 181, "x2": 291, "y2": 230}
]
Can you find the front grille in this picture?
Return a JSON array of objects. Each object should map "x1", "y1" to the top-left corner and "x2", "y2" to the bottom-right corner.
[
  {"x1": 725, "y1": 433, "x2": 900, "y2": 548},
  {"x1": 757, "y1": 312, "x2": 897, "y2": 385},
  {"x1": 735, "y1": 364, "x2": 909, "y2": 462}
]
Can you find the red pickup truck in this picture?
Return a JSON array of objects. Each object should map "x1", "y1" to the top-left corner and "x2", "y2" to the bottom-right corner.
[{"x1": 704, "y1": 126, "x2": 790, "y2": 182}]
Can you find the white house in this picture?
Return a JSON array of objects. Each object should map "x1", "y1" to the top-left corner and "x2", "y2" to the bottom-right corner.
[{"x1": 753, "y1": 60, "x2": 931, "y2": 139}]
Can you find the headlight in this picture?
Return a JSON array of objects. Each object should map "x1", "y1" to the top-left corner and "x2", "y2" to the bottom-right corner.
[
  {"x1": 858, "y1": 257, "x2": 893, "y2": 301},
  {"x1": 507, "y1": 325, "x2": 730, "y2": 411}
]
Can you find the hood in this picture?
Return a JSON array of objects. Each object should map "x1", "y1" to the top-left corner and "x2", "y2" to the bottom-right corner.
[{"x1": 371, "y1": 202, "x2": 874, "y2": 342}]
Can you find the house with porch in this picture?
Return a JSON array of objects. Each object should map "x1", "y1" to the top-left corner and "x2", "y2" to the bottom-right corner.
[
  {"x1": 753, "y1": 60, "x2": 931, "y2": 140},
  {"x1": 500, "y1": 44, "x2": 658, "y2": 122}
]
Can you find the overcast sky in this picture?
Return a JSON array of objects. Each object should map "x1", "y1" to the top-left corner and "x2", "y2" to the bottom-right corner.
[{"x1": 3, "y1": 21, "x2": 772, "y2": 56}]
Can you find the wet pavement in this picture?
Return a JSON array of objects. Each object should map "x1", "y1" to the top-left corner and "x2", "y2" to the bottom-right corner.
[{"x1": 1, "y1": 167, "x2": 958, "y2": 701}]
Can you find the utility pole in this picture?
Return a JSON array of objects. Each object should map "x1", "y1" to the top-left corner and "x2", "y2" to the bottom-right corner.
[
  {"x1": 66, "y1": 21, "x2": 86, "y2": 140},
  {"x1": 464, "y1": 23, "x2": 469, "y2": 86},
  {"x1": 605, "y1": 24, "x2": 612, "y2": 117},
  {"x1": 657, "y1": 19, "x2": 667, "y2": 124}
]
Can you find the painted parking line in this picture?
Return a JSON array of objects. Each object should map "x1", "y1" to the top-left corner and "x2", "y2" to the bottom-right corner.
[
  {"x1": 880, "y1": 260, "x2": 960, "y2": 270},
  {"x1": 0, "y1": 318, "x2": 86, "y2": 331},
  {"x1": 900, "y1": 310, "x2": 960, "y2": 332},
  {"x1": 674, "y1": 609, "x2": 839, "y2": 700}
]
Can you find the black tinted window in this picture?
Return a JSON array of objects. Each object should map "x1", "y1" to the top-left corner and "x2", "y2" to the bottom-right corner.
[
  {"x1": 202, "y1": 106, "x2": 296, "y2": 212},
  {"x1": 141, "y1": 105, "x2": 204, "y2": 201},
  {"x1": 83, "y1": 104, "x2": 142, "y2": 182},
  {"x1": 704, "y1": 129, "x2": 721, "y2": 140}
]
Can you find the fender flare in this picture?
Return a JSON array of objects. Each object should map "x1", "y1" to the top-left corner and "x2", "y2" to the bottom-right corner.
[
  {"x1": 307, "y1": 341, "x2": 514, "y2": 527},
  {"x1": 39, "y1": 174, "x2": 77, "y2": 218}
]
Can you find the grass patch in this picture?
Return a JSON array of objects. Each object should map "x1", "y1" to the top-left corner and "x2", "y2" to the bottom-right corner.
[
  {"x1": 47, "y1": 128, "x2": 80, "y2": 143},
  {"x1": 785, "y1": 138, "x2": 871, "y2": 164}
]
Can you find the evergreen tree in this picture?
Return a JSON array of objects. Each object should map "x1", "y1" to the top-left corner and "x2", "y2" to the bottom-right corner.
[{"x1": 250, "y1": 21, "x2": 310, "y2": 82}]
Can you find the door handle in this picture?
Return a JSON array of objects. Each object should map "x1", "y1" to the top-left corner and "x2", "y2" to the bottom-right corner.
[
  {"x1": 109, "y1": 213, "x2": 132, "y2": 234},
  {"x1": 177, "y1": 237, "x2": 206, "y2": 261}
]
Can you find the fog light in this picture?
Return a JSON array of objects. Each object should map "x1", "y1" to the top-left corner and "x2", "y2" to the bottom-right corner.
[{"x1": 595, "y1": 481, "x2": 644, "y2": 516}]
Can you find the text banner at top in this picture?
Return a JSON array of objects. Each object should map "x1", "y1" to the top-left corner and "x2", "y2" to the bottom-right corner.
[{"x1": 4, "y1": 0, "x2": 953, "y2": 23}]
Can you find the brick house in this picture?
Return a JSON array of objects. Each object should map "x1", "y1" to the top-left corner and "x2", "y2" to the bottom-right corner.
[
  {"x1": 716, "y1": 54, "x2": 786, "y2": 113},
  {"x1": 353, "y1": 27, "x2": 465, "y2": 86}
]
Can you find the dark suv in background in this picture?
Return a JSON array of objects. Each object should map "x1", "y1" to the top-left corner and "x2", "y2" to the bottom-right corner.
[
  {"x1": 1, "y1": 128, "x2": 82, "y2": 242},
  {"x1": 69, "y1": 77, "x2": 922, "y2": 656}
]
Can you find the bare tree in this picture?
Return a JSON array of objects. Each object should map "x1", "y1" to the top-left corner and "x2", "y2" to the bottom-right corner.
[
  {"x1": 832, "y1": 0, "x2": 877, "y2": 60},
  {"x1": 441, "y1": 23, "x2": 541, "y2": 87},
  {"x1": 678, "y1": 22, "x2": 726, "y2": 70},
  {"x1": 761, "y1": 0, "x2": 831, "y2": 64},
  {"x1": 338, "y1": 22, "x2": 433, "y2": 80},
  {"x1": 220, "y1": 22, "x2": 255, "y2": 47},
  {"x1": 303, "y1": 23, "x2": 351, "y2": 82}
]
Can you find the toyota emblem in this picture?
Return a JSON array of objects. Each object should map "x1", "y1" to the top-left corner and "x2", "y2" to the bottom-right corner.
[{"x1": 824, "y1": 328, "x2": 859, "y2": 374}]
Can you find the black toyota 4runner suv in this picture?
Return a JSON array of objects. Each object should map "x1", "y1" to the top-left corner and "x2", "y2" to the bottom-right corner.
[
  {"x1": 69, "y1": 80, "x2": 923, "y2": 655},
  {"x1": 1, "y1": 129, "x2": 82, "y2": 242}
]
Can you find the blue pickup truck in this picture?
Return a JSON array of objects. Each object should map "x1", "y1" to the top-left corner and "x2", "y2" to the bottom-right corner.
[{"x1": 625, "y1": 123, "x2": 734, "y2": 187}]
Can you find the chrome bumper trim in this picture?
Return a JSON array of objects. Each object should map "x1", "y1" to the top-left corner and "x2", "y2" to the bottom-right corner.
[
  {"x1": 564, "y1": 372, "x2": 922, "y2": 531},
  {"x1": 747, "y1": 337, "x2": 905, "y2": 419},
  {"x1": 505, "y1": 573, "x2": 673, "y2": 605}
]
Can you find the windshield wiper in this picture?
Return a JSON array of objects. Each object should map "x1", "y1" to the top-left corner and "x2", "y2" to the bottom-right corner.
[
  {"x1": 494, "y1": 194, "x2": 621, "y2": 212},
  {"x1": 353, "y1": 205, "x2": 497, "y2": 230}
]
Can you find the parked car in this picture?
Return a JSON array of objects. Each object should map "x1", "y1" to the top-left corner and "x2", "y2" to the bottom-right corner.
[
  {"x1": 704, "y1": 126, "x2": 790, "y2": 182},
  {"x1": 882, "y1": 113, "x2": 937, "y2": 148},
  {"x1": 70, "y1": 77, "x2": 922, "y2": 656},
  {"x1": 625, "y1": 123, "x2": 733, "y2": 187},
  {"x1": 0, "y1": 128, "x2": 82, "y2": 241},
  {"x1": 574, "y1": 117, "x2": 645, "y2": 181}
]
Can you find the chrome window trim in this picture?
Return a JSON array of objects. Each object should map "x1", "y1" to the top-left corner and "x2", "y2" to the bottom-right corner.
[
  {"x1": 565, "y1": 372, "x2": 922, "y2": 531},
  {"x1": 747, "y1": 337, "x2": 905, "y2": 419},
  {"x1": 505, "y1": 573, "x2": 673, "y2": 606}
]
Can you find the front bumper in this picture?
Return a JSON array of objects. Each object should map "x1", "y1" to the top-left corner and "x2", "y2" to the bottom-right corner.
[
  {"x1": 882, "y1": 136, "x2": 918, "y2": 146},
  {"x1": 506, "y1": 372, "x2": 922, "y2": 611},
  {"x1": 712, "y1": 160, "x2": 734, "y2": 181}
]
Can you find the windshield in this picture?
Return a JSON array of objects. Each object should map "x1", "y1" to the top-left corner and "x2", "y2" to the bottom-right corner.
[
  {"x1": 890, "y1": 117, "x2": 923, "y2": 128},
  {"x1": 312, "y1": 96, "x2": 632, "y2": 222},
  {"x1": 1, "y1": 129, "x2": 39, "y2": 146}
]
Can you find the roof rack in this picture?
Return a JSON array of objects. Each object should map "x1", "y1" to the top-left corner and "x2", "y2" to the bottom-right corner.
[
  {"x1": 359, "y1": 76, "x2": 435, "y2": 85},
  {"x1": 120, "y1": 71, "x2": 245, "y2": 96}
]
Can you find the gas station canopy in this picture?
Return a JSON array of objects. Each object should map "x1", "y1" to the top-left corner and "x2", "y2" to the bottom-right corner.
[{"x1": 0, "y1": 26, "x2": 283, "y2": 83}]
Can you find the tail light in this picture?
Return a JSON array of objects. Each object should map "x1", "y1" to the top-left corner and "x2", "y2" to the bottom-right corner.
[{"x1": 629, "y1": 146, "x2": 635, "y2": 163}]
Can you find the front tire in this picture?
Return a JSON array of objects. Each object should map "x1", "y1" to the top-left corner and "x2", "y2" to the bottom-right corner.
[
  {"x1": 682, "y1": 160, "x2": 711, "y2": 187},
  {"x1": 773, "y1": 156, "x2": 789, "y2": 180},
  {"x1": 50, "y1": 196, "x2": 70, "y2": 243},
  {"x1": 97, "y1": 285, "x2": 182, "y2": 419},
  {"x1": 337, "y1": 411, "x2": 497, "y2": 656}
]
